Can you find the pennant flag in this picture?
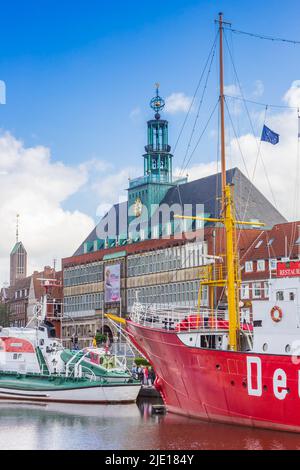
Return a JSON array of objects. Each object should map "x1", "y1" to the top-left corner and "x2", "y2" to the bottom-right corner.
[{"x1": 261, "y1": 125, "x2": 279, "y2": 145}]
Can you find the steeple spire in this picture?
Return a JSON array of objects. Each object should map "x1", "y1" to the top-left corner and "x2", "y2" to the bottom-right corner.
[
  {"x1": 10, "y1": 214, "x2": 27, "y2": 287},
  {"x1": 16, "y1": 214, "x2": 20, "y2": 243}
]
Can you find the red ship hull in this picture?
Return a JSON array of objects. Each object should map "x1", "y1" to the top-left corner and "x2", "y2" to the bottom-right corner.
[{"x1": 127, "y1": 321, "x2": 300, "y2": 433}]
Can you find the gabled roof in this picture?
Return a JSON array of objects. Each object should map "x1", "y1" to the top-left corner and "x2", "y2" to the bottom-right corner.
[
  {"x1": 72, "y1": 167, "x2": 287, "y2": 257},
  {"x1": 158, "y1": 167, "x2": 286, "y2": 226},
  {"x1": 241, "y1": 221, "x2": 300, "y2": 262},
  {"x1": 10, "y1": 241, "x2": 27, "y2": 256}
]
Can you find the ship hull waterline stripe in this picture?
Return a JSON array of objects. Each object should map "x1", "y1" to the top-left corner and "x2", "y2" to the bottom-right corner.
[{"x1": 0, "y1": 395, "x2": 137, "y2": 405}]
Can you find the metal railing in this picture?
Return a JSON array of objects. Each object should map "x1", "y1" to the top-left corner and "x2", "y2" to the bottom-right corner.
[
  {"x1": 130, "y1": 303, "x2": 231, "y2": 333},
  {"x1": 129, "y1": 174, "x2": 187, "y2": 189}
]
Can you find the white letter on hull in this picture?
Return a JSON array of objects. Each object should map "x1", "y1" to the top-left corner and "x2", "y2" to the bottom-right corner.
[
  {"x1": 247, "y1": 357, "x2": 262, "y2": 397},
  {"x1": 273, "y1": 369, "x2": 288, "y2": 400}
]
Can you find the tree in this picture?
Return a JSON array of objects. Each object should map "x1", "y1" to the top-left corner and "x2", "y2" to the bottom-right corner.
[
  {"x1": 0, "y1": 304, "x2": 10, "y2": 327},
  {"x1": 95, "y1": 332, "x2": 107, "y2": 345}
]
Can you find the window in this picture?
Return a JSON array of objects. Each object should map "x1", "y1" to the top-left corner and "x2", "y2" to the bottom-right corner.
[
  {"x1": 245, "y1": 261, "x2": 253, "y2": 273},
  {"x1": 241, "y1": 309, "x2": 250, "y2": 323},
  {"x1": 269, "y1": 259, "x2": 277, "y2": 271},
  {"x1": 241, "y1": 284, "x2": 250, "y2": 300},
  {"x1": 264, "y1": 282, "x2": 270, "y2": 299},
  {"x1": 255, "y1": 240, "x2": 263, "y2": 249},
  {"x1": 276, "y1": 291, "x2": 284, "y2": 301},
  {"x1": 257, "y1": 260, "x2": 265, "y2": 272},
  {"x1": 253, "y1": 283, "x2": 261, "y2": 299},
  {"x1": 290, "y1": 292, "x2": 296, "y2": 302},
  {"x1": 296, "y1": 236, "x2": 300, "y2": 245},
  {"x1": 267, "y1": 238, "x2": 274, "y2": 246}
]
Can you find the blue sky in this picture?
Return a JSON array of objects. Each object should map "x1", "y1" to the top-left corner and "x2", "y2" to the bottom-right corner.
[
  {"x1": 1, "y1": 0, "x2": 300, "y2": 282},
  {"x1": 1, "y1": 0, "x2": 300, "y2": 172}
]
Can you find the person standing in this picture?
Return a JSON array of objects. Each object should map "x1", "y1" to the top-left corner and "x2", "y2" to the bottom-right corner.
[
  {"x1": 143, "y1": 366, "x2": 149, "y2": 385},
  {"x1": 137, "y1": 366, "x2": 143, "y2": 383},
  {"x1": 148, "y1": 367, "x2": 155, "y2": 385}
]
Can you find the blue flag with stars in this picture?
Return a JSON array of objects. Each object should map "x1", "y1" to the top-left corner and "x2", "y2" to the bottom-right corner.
[{"x1": 261, "y1": 125, "x2": 279, "y2": 145}]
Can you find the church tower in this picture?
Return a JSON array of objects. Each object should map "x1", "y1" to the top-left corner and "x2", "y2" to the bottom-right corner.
[
  {"x1": 128, "y1": 85, "x2": 186, "y2": 241},
  {"x1": 10, "y1": 215, "x2": 27, "y2": 287}
]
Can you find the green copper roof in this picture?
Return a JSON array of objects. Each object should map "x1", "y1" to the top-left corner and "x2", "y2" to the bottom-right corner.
[{"x1": 10, "y1": 242, "x2": 25, "y2": 255}]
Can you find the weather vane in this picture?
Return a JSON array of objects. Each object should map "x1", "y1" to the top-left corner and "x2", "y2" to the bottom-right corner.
[{"x1": 150, "y1": 83, "x2": 165, "y2": 119}]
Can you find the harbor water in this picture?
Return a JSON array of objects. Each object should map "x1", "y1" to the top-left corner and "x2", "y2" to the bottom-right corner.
[{"x1": 0, "y1": 398, "x2": 300, "y2": 450}]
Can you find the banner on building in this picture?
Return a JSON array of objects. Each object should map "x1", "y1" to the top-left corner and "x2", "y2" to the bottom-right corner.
[
  {"x1": 104, "y1": 264, "x2": 121, "y2": 303},
  {"x1": 277, "y1": 261, "x2": 300, "y2": 278}
]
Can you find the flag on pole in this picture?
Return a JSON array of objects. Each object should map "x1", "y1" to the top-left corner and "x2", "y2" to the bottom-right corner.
[{"x1": 261, "y1": 125, "x2": 279, "y2": 145}]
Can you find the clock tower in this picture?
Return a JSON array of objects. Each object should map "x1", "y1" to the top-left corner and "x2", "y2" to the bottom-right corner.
[
  {"x1": 128, "y1": 85, "x2": 186, "y2": 241},
  {"x1": 144, "y1": 84, "x2": 173, "y2": 184}
]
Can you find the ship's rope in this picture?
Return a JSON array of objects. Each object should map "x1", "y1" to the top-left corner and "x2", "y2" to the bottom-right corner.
[
  {"x1": 224, "y1": 31, "x2": 279, "y2": 213},
  {"x1": 225, "y1": 27, "x2": 300, "y2": 46},
  {"x1": 180, "y1": 100, "x2": 219, "y2": 174},
  {"x1": 225, "y1": 94, "x2": 300, "y2": 111},
  {"x1": 174, "y1": 99, "x2": 219, "y2": 220},
  {"x1": 178, "y1": 40, "x2": 217, "y2": 177},
  {"x1": 173, "y1": 31, "x2": 219, "y2": 158}
]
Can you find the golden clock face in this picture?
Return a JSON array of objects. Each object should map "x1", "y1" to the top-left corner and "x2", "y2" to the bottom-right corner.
[{"x1": 134, "y1": 197, "x2": 142, "y2": 217}]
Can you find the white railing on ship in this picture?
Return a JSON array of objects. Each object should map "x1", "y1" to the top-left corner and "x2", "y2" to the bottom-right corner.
[{"x1": 130, "y1": 303, "x2": 229, "y2": 332}]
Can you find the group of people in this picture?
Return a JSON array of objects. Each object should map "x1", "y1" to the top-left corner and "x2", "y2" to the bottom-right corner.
[{"x1": 131, "y1": 364, "x2": 155, "y2": 386}]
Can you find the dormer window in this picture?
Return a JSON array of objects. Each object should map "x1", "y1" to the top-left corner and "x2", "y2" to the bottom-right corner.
[
  {"x1": 255, "y1": 240, "x2": 263, "y2": 249},
  {"x1": 267, "y1": 238, "x2": 274, "y2": 246}
]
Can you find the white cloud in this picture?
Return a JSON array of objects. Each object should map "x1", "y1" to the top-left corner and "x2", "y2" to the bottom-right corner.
[
  {"x1": 253, "y1": 80, "x2": 264, "y2": 98},
  {"x1": 129, "y1": 107, "x2": 141, "y2": 121},
  {"x1": 174, "y1": 161, "x2": 219, "y2": 181},
  {"x1": 283, "y1": 80, "x2": 300, "y2": 107},
  {"x1": 0, "y1": 132, "x2": 94, "y2": 285},
  {"x1": 224, "y1": 84, "x2": 243, "y2": 116},
  {"x1": 165, "y1": 92, "x2": 193, "y2": 114},
  {"x1": 183, "y1": 82, "x2": 300, "y2": 221},
  {"x1": 224, "y1": 84, "x2": 241, "y2": 97},
  {"x1": 93, "y1": 166, "x2": 139, "y2": 213}
]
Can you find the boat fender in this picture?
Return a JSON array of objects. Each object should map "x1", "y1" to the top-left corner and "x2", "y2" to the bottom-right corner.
[{"x1": 271, "y1": 306, "x2": 283, "y2": 323}]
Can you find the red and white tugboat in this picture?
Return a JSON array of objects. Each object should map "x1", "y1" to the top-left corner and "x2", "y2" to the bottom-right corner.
[{"x1": 107, "y1": 14, "x2": 300, "y2": 432}]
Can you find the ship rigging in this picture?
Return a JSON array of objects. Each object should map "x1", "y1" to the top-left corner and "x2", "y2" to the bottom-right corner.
[{"x1": 105, "y1": 14, "x2": 300, "y2": 433}]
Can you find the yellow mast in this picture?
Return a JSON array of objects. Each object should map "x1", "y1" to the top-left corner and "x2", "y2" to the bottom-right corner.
[
  {"x1": 218, "y1": 12, "x2": 239, "y2": 351},
  {"x1": 177, "y1": 14, "x2": 264, "y2": 351},
  {"x1": 219, "y1": 12, "x2": 227, "y2": 210}
]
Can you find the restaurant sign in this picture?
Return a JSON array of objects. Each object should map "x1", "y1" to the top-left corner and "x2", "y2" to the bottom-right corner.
[{"x1": 277, "y1": 261, "x2": 300, "y2": 278}]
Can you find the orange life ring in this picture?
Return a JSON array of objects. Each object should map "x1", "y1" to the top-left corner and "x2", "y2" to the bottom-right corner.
[{"x1": 271, "y1": 306, "x2": 283, "y2": 323}]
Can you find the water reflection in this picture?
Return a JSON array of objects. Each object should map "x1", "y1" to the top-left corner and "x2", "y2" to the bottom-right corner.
[{"x1": 0, "y1": 399, "x2": 300, "y2": 450}]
